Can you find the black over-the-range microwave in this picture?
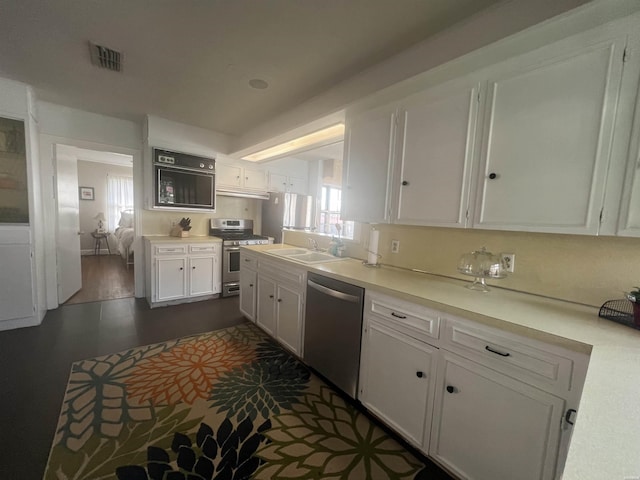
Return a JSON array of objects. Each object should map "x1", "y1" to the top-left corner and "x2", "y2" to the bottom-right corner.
[{"x1": 153, "y1": 148, "x2": 216, "y2": 210}]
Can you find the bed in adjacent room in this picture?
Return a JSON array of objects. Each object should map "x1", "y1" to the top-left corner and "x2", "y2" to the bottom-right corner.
[{"x1": 113, "y1": 210, "x2": 134, "y2": 269}]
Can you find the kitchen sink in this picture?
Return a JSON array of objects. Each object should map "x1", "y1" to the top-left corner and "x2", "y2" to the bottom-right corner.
[{"x1": 265, "y1": 248, "x2": 346, "y2": 264}]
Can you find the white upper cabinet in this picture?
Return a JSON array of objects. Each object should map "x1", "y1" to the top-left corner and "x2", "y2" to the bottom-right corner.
[
  {"x1": 216, "y1": 162, "x2": 268, "y2": 193},
  {"x1": 615, "y1": 35, "x2": 640, "y2": 237},
  {"x1": 342, "y1": 103, "x2": 397, "y2": 223},
  {"x1": 216, "y1": 163, "x2": 242, "y2": 188},
  {"x1": 395, "y1": 80, "x2": 481, "y2": 227},
  {"x1": 473, "y1": 33, "x2": 628, "y2": 235},
  {"x1": 268, "y1": 172, "x2": 308, "y2": 195}
]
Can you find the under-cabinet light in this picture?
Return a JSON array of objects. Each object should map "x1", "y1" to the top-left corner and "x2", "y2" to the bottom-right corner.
[{"x1": 242, "y1": 123, "x2": 345, "y2": 162}]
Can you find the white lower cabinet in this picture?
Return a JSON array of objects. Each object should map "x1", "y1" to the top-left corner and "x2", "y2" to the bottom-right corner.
[
  {"x1": 430, "y1": 351, "x2": 565, "y2": 480},
  {"x1": 245, "y1": 254, "x2": 306, "y2": 356},
  {"x1": 359, "y1": 319, "x2": 437, "y2": 449},
  {"x1": 358, "y1": 291, "x2": 588, "y2": 480},
  {"x1": 156, "y1": 257, "x2": 187, "y2": 301},
  {"x1": 145, "y1": 239, "x2": 222, "y2": 307},
  {"x1": 256, "y1": 272, "x2": 305, "y2": 355}
]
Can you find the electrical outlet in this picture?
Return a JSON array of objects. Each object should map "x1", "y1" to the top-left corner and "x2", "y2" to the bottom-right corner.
[
  {"x1": 391, "y1": 240, "x2": 400, "y2": 254},
  {"x1": 500, "y1": 253, "x2": 515, "y2": 273}
]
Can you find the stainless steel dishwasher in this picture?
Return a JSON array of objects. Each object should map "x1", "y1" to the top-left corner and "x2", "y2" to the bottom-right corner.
[{"x1": 304, "y1": 272, "x2": 364, "y2": 398}]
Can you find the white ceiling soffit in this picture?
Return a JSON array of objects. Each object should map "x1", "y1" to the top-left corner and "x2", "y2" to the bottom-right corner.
[{"x1": 0, "y1": 0, "x2": 504, "y2": 137}]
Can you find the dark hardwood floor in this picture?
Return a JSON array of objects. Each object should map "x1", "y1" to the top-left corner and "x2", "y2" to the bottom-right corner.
[
  {"x1": 0, "y1": 296, "x2": 246, "y2": 479},
  {"x1": 65, "y1": 254, "x2": 134, "y2": 305},
  {"x1": 0, "y1": 295, "x2": 453, "y2": 480}
]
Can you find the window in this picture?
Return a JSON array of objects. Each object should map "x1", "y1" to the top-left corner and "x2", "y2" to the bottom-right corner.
[
  {"x1": 317, "y1": 185, "x2": 355, "y2": 240},
  {"x1": 107, "y1": 175, "x2": 134, "y2": 231}
]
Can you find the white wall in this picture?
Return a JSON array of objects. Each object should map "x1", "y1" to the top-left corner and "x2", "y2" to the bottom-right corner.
[{"x1": 37, "y1": 101, "x2": 143, "y2": 308}]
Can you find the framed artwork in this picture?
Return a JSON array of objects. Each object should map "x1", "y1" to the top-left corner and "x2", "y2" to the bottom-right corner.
[{"x1": 79, "y1": 186, "x2": 95, "y2": 201}]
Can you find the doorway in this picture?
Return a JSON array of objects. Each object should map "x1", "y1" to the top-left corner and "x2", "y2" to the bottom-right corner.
[{"x1": 55, "y1": 144, "x2": 135, "y2": 305}]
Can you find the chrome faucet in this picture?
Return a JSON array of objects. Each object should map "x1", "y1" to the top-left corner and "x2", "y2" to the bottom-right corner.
[{"x1": 308, "y1": 238, "x2": 319, "y2": 251}]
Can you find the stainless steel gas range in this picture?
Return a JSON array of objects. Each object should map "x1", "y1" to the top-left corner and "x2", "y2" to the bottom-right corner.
[{"x1": 210, "y1": 219, "x2": 270, "y2": 297}]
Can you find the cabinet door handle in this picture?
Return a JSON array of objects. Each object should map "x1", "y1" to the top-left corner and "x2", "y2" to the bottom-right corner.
[
  {"x1": 485, "y1": 345, "x2": 510, "y2": 357},
  {"x1": 244, "y1": 258, "x2": 251, "y2": 262},
  {"x1": 391, "y1": 312, "x2": 406, "y2": 319},
  {"x1": 446, "y1": 385, "x2": 457, "y2": 394},
  {"x1": 401, "y1": 180, "x2": 409, "y2": 186},
  {"x1": 565, "y1": 408, "x2": 577, "y2": 426},
  {"x1": 416, "y1": 371, "x2": 424, "y2": 378},
  {"x1": 488, "y1": 172, "x2": 498, "y2": 179},
  {"x1": 269, "y1": 294, "x2": 274, "y2": 299},
  {"x1": 192, "y1": 266, "x2": 196, "y2": 269},
  {"x1": 249, "y1": 283, "x2": 253, "y2": 287},
  {"x1": 277, "y1": 298, "x2": 282, "y2": 303},
  {"x1": 179, "y1": 267, "x2": 183, "y2": 271}
]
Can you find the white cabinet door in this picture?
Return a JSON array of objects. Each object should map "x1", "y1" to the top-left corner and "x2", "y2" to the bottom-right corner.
[
  {"x1": 189, "y1": 256, "x2": 215, "y2": 297},
  {"x1": 342, "y1": 103, "x2": 397, "y2": 222},
  {"x1": 216, "y1": 163, "x2": 242, "y2": 188},
  {"x1": 287, "y1": 176, "x2": 307, "y2": 195},
  {"x1": 156, "y1": 257, "x2": 187, "y2": 301},
  {"x1": 474, "y1": 35, "x2": 627, "y2": 234},
  {"x1": 395, "y1": 81, "x2": 480, "y2": 227},
  {"x1": 239, "y1": 267, "x2": 257, "y2": 321},
  {"x1": 275, "y1": 283, "x2": 304, "y2": 356},
  {"x1": 430, "y1": 351, "x2": 564, "y2": 480},
  {"x1": 268, "y1": 173, "x2": 288, "y2": 193},
  {"x1": 244, "y1": 168, "x2": 267, "y2": 191},
  {"x1": 359, "y1": 320, "x2": 436, "y2": 450},
  {"x1": 257, "y1": 275, "x2": 277, "y2": 336}
]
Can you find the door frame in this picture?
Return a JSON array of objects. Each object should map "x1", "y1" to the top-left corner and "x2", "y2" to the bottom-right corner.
[{"x1": 41, "y1": 134, "x2": 143, "y2": 309}]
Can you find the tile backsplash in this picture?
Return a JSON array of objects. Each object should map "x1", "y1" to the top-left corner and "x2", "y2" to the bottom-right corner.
[{"x1": 284, "y1": 225, "x2": 640, "y2": 308}]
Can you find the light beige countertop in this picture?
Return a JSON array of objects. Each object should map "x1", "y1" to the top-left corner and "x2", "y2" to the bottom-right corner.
[
  {"x1": 144, "y1": 235, "x2": 222, "y2": 243},
  {"x1": 245, "y1": 243, "x2": 640, "y2": 480}
]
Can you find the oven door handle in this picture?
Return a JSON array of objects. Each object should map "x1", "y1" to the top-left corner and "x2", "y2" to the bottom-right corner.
[{"x1": 224, "y1": 247, "x2": 241, "y2": 251}]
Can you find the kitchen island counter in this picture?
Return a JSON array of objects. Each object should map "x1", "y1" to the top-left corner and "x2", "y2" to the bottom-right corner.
[{"x1": 245, "y1": 243, "x2": 640, "y2": 480}]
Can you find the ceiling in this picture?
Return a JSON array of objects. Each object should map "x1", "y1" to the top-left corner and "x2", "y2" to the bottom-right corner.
[{"x1": 0, "y1": 0, "x2": 503, "y2": 137}]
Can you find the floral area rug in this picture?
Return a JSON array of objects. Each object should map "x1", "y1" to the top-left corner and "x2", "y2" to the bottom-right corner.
[{"x1": 45, "y1": 322, "x2": 428, "y2": 479}]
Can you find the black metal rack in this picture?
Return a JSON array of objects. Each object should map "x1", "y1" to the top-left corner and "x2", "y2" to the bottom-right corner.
[{"x1": 598, "y1": 298, "x2": 639, "y2": 330}]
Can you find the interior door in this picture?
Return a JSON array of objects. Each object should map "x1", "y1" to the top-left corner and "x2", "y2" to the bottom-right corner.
[{"x1": 55, "y1": 145, "x2": 82, "y2": 303}]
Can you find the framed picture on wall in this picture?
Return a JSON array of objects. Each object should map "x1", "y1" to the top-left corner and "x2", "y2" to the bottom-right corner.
[{"x1": 79, "y1": 186, "x2": 94, "y2": 201}]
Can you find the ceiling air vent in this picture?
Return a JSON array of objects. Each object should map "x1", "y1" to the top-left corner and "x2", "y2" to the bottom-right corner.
[{"x1": 89, "y1": 42, "x2": 122, "y2": 72}]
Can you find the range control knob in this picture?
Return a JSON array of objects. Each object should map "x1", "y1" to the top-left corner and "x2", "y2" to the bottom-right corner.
[
  {"x1": 200, "y1": 163, "x2": 205, "y2": 168},
  {"x1": 209, "y1": 164, "x2": 214, "y2": 169}
]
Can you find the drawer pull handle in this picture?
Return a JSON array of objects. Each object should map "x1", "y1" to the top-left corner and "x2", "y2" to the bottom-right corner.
[
  {"x1": 391, "y1": 312, "x2": 407, "y2": 319},
  {"x1": 485, "y1": 345, "x2": 510, "y2": 357},
  {"x1": 277, "y1": 298, "x2": 282, "y2": 303},
  {"x1": 249, "y1": 283, "x2": 253, "y2": 287},
  {"x1": 565, "y1": 408, "x2": 577, "y2": 426},
  {"x1": 192, "y1": 266, "x2": 196, "y2": 269},
  {"x1": 269, "y1": 294, "x2": 274, "y2": 299},
  {"x1": 416, "y1": 371, "x2": 424, "y2": 378},
  {"x1": 244, "y1": 258, "x2": 251, "y2": 262},
  {"x1": 446, "y1": 385, "x2": 457, "y2": 394}
]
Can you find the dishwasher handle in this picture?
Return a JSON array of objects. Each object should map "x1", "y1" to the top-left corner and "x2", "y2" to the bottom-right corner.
[{"x1": 307, "y1": 279, "x2": 361, "y2": 304}]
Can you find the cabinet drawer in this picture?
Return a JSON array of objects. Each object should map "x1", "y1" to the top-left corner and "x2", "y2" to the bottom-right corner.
[
  {"x1": 241, "y1": 252, "x2": 258, "y2": 270},
  {"x1": 154, "y1": 245, "x2": 187, "y2": 255},
  {"x1": 443, "y1": 318, "x2": 574, "y2": 392},
  {"x1": 258, "y1": 257, "x2": 306, "y2": 287},
  {"x1": 189, "y1": 244, "x2": 217, "y2": 254},
  {"x1": 366, "y1": 291, "x2": 440, "y2": 342}
]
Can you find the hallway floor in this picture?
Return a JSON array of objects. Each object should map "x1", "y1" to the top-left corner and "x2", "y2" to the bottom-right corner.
[{"x1": 65, "y1": 254, "x2": 135, "y2": 305}]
